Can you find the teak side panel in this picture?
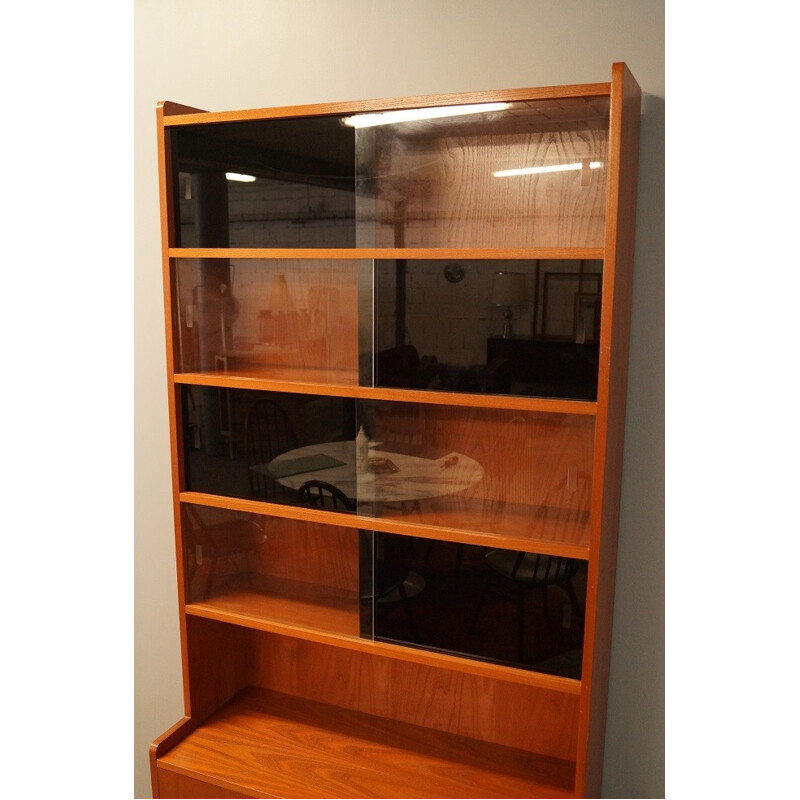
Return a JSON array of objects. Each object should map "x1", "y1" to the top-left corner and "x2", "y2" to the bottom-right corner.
[
  {"x1": 160, "y1": 100, "x2": 208, "y2": 117},
  {"x1": 575, "y1": 63, "x2": 641, "y2": 798},
  {"x1": 184, "y1": 616, "x2": 253, "y2": 720},
  {"x1": 150, "y1": 716, "x2": 200, "y2": 798},
  {"x1": 157, "y1": 101, "x2": 195, "y2": 714}
]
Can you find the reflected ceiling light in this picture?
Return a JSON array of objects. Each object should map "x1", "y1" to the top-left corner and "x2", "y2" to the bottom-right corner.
[
  {"x1": 494, "y1": 161, "x2": 603, "y2": 177},
  {"x1": 225, "y1": 172, "x2": 256, "y2": 182},
  {"x1": 342, "y1": 102, "x2": 510, "y2": 128}
]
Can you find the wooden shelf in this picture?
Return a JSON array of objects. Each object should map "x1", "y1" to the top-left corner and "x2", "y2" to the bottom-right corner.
[
  {"x1": 155, "y1": 687, "x2": 576, "y2": 799},
  {"x1": 185, "y1": 594, "x2": 582, "y2": 694},
  {"x1": 187, "y1": 575, "x2": 361, "y2": 638},
  {"x1": 181, "y1": 492, "x2": 592, "y2": 560},
  {"x1": 160, "y1": 81, "x2": 611, "y2": 127},
  {"x1": 168, "y1": 246, "x2": 606, "y2": 261},
  {"x1": 175, "y1": 371, "x2": 597, "y2": 416}
]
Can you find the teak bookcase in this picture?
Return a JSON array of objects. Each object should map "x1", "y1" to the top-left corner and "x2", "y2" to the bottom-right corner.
[{"x1": 149, "y1": 63, "x2": 641, "y2": 799}]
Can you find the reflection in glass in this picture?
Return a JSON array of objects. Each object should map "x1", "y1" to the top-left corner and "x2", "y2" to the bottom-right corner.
[
  {"x1": 180, "y1": 502, "x2": 584, "y2": 677},
  {"x1": 175, "y1": 258, "x2": 368, "y2": 385},
  {"x1": 364, "y1": 532, "x2": 585, "y2": 678},
  {"x1": 356, "y1": 97, "x2": 610, "y2": 249},
  {"x1": 171, "y1": 117, "x2": 357, "y2": 248},
  {"x1": 170, "y1": 95, "x2": 609, "y2": 250},
  {"x1": 355, "y1": 401, "x2": 594, "y2": 550},
  {"x1": 373, "y1": 259, "x2": 602, "y2": 400},
  {"x1": 182, "y1": 388, "x2": 593, "y2": 551},
  {"x1": 182, "y1": 387, "x2": 357, "y2": 505},
  {"x1": 173, "y1": 257, "x2": 602, "y2": 401},
  {"x1": 182, "y1": 504, "x2": 363, "y2": 638}
]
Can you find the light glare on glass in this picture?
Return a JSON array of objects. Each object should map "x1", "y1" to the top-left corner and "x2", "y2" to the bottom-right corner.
[
  {"x1": 342, "y1": 102, "x2": 511, "y2": 128},
  {"x1": 226, "y1": 172, "x2": 256, "y2": 182},
  {"x1": 493, "y1": 161, "x2": 603, "y2": 177}
]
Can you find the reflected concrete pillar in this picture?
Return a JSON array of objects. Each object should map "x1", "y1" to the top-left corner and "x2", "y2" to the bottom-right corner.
[
  {"x1": 393, "y1": 204, "x2": 406, "y2": 348},
  {"x1": 192, "y1": 171, "x2": 232, "y2": 456}
]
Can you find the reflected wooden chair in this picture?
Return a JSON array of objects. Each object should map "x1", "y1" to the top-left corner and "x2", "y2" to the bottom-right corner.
[
  {"x1": 471, "y1": 471, "x2": 591, "y2": 662},
  {"x1": 297, "y1": 482, "x2": 421, "y2": 636},
  {"x1": 297, "y1": 479, "x2": 356, "y2": 512},
  {"x1": 245, "y1": 396, "x2": 300, "y2": 502},
  {"x1": 364, "y1": 532, "x2": 423, "y2": 640},
  {"x1": 424, "y1": 415, "x2": 527, "y2": 585},
  {"x1": 184, "y1": 505, "x2": 269, "y2": 599}
]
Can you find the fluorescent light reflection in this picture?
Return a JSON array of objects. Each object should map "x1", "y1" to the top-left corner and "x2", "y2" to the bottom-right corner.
[
  {"x1": 226, "y1": 172, "x2": 256, "y2": 182},
  {"x1": 494, "y1": 161, "x2": 603, "y2": 178},
  {"x1": 343, "y1": 102, "x2": 510, "y2": 128}
]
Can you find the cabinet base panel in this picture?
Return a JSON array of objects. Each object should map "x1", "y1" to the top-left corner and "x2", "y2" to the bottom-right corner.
[{"x1": 153, "y1": 687, "x2": 576, "y2": 798}]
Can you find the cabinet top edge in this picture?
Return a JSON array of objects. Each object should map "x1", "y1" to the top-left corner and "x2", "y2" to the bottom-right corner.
[{"x1": 158, "y1": 81, "x2": 613, "y2": 127}]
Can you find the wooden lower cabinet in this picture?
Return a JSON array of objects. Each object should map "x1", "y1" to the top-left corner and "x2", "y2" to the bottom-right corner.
[
  {"x1": 151, "y1": 627, "x2": 579, "y2": 799},
  {"x1": 155, "y1": 769, "x2": 256, "y2": 800}
]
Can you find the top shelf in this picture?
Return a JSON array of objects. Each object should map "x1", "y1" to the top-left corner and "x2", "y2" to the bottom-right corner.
[
  {"x1": 166, "y1": 94, "x2": 612, "y2": 252},
  {"x1": 160, "y1": 81, "x2": 612, "y2": 125}
]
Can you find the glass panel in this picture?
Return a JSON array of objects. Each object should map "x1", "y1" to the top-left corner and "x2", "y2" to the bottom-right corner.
[
  {"x1": 363, "y1": 532, "x2": 585, "y2": 678},
  {"x1": 170, "y1": 96, "x2": 609, "y2": 250},
  {"x1": 182, "y1": 504, "x2": 365, "y2": 638},
  {"x1": 182, "y1": 387, "x2": 358, "y2": 505},
  {"x1": 355, "y1": 402, "x2": 594, "y2": 551},
  {"x1": 355, "y1": 96, "x2": 610, "y2": 248},
  {"x1": 171, "y1": 117, "x2": 357, "y2": 248},
  {"x1": 374, "y1": 259, "x2": 601, "y2": 400},
  {"x1": 174, "y1": 258, "x2": 370, "y2": 385},
  {"x1": 184, "y1": 387, "x2": 592, "y2": 551}
]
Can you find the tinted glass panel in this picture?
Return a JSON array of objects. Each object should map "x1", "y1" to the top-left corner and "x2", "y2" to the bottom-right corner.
[
  {"x1": 355, "y1": 401, "x2": 594, "y2": 550},
  {"x1": 182, "y1": 504, "x2": 363, "y2": 638},
  {"x1": 355, "y1": 97, "x2": 609, "y2": 248},
  {"x1": 184, "y1": 388, "x2": 593, "y2": 551},
  {"x1": 374, "y1": 259, "x2": 601, "y2": 400},
  {"x1": 171, "y1": 116, "x2": 357, "y2": 248},
  {"x1": 170, "y1": 95, "x2": 609, "y2": 250},
  {"x1": 173, "y1": 257, "x2": 600, "y2": 401},
  {"x1": 174, "y1": 258, "x2": 370, "y2": 385},
  {"x1": 183, "y1": 387, "x2": 357, "y2": 505},
  {"x1": 181, "y1": 502, "x2": 584, "y2": 677},
  {"x1": 363, "y1": 532, "x2": 585, "y2": 678}
]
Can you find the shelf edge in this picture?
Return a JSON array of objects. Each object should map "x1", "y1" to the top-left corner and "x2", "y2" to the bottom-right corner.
[
  {"x1": 185, "y1": 603, "x2": 583, "y2": 694},
  {"x1": 180, "y1": 491, "x2": 591, "y2": 560},
  {"x1": 167, "y1": 247, "x2": 606, "y2": 260},
  {"x1": 161, "y1": 82, "x2": 611, "y2": 126},
  {"x1": 174, "y1": 373, "x2": 598, "y2": 416}
]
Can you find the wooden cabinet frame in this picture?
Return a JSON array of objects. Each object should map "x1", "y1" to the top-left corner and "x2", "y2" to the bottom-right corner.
[{"x1": 150, "y1": 63, "x2": 640, "y2": 799}]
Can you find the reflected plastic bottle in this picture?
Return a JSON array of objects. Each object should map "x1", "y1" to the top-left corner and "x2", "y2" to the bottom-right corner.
[{"x1": 356, "y1": 425, "x2": 368, "y2": 473}]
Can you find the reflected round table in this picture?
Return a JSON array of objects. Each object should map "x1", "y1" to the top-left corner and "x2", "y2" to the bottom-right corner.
[{"x1": 263, "y1": 440, "x2": 484, "y2": 506}]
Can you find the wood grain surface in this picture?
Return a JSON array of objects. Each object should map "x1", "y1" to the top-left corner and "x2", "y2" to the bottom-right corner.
[
  {"x1": 152, "y1": 67, "x2": 640, "y2": 799},
  {"x1": 251, "y1": 634, "x2": 579, "y2": 760},
  {"x1": 157, "y1": 687, "x2": 576, "y2": 798}
]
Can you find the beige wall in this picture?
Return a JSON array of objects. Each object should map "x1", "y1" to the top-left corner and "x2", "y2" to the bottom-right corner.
[{"x1": 134, "y1": 1, "x2": 664, "y2": 797}]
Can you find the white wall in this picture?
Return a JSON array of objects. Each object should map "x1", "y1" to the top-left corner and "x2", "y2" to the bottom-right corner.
[{"x1": 134, "y1": 1, "x2": 664, "y2": 797}]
